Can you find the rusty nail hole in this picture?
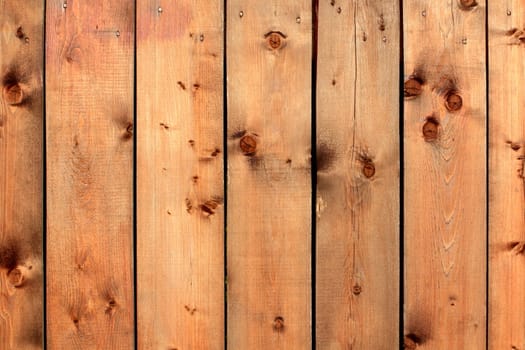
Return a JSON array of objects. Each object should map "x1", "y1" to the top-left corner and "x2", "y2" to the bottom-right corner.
[
  {"x1": 240, "y1": 135, "x2": 257, "y2": 155},
  {"x1": 352, "y1": 284, "x2": 362, "y2": 295},
  {"x1": 7, "y1": 268, "x2": 24, "y2": 287},
  {"x1": 362, "y1": 162, "x2": 375, "y2": 178},
  {"x1": 459, "y1": 0, "x2": 477, "y2": 9},
  {"x1": 423, "y1": 117, "x2": 439, "y2": 141},
  {"x1": 445, "y1": 93, "x2": 462, "y2": 112},
  {"x1": 3, "y1": 84, "x2": 24, "y2": 105},
  {"x1": 404, "y1": 78, "x2": 422, "y2": 98},
  {"x1": 273, "y1": 316, "x2": 284, "y2": 331}
]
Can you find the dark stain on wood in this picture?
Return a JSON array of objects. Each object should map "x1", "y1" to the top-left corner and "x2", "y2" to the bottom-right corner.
[
  {"x1": 404, "y1": 333, "x2": 424, "y2": 349},
  {"x1": 231, "y1": 129, "x2": 247, "y2": 139},
  {"x1": 317, "y1": 143, "x2": 336, "y2": 172},
  {"x1": 0, "y1": 239, "x2": 20, "y2": 271}
]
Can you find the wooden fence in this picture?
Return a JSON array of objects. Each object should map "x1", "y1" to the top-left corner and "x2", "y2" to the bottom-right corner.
[{"x1": 0, "y1": 0, "x2": 520, "y2": 348}]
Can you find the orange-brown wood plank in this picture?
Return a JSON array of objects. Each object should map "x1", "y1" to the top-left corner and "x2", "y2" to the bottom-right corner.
[
  {"x1": 316, "y1": 0, "x2": 400, "y2": 348},
  {"x1": 403, "y1": 0, "x2": 486, "y2": 348},
  {"x1": 0, "y1": 1, "x2": 44, "y2": 349},
  {"x1": 136, "y1": 1, "x2": 224, "y2": 349},
  {"x1": 46, "y1": 0, "x2": 135, "y2": 348},
  {"x1": 488, "y1": 2, "x2": 525, "y2": 349},
  {"x1": 226, "y1": 1, "x2": 312, "y2": 349}
]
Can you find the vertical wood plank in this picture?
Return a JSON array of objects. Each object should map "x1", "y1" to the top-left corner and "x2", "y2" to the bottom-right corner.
[
  {"x1": 316, "y1": 0, "x2": 400, "y2": 348},
  {"x1": 403, "y1": 0, "x2": 486, "y2": 348},
  {"x1": 136, "y1": 1, "x2": 224, "y2": 349},
  {"x1": 226, "y1": 1, "x2": 312, "y2": 349},
  {"x1": 488, "y1": 2, "x2": 525, "y2": 349},
  {"x1": 0, "y1": 1, "x2": 44, "y2": 349},
  {"x1": 46, "y1": 0, "x2": 135, "y2": 348}
]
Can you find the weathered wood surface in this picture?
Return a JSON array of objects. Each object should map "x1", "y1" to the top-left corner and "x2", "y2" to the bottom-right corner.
[
  {"x1": 0, "y1": 0, "x2": 44, "y2": 349},
  {"x1": 316, "y1": 0, "x2": 400, "y2": 348},
  {"x1": 488, "y1": 2, "x2": 525, "y2": 349},
  {"x1": 403, "y1": 0, "x2": 486, "y2": 348},
  {"x1": 46, "y1": 0, "x2": 135, "y2": 348},
  {"x1": 226, "y1": 1, "x2": 312, "y2": 348},
  {"x1": 136, "y1": 1, "x2": 224, "y2": 349}
]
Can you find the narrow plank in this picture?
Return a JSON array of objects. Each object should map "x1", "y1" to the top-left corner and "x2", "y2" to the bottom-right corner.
[
  {"x1": 316, "y1": 0, "x2": 400, "y2": 348},
  {"x1": 488, "y1": 2, "x2": 525, "y2": 349},
  {"x1": 46, "y1": 0, "x2": 134, "y2": 348},
  {"x1": 226, "y1": 1, "x2": 312, "y2": 348},
  {"x1": 0, "y1": 1, "x2": 44, "y2": 349},
  {"x1": 403, "y1": 0, "x2": 486, "y2": 348},
  {"x1": 136, "y1": 1, "x2": 224, "y2": 349}
]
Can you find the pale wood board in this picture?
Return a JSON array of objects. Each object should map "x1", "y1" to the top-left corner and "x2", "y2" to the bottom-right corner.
[
  {"x1": 403, "y1": 0, "x2": 486, "y2": 348},
  {"x1": 46, "y1": 0, "x2": 135, "y2": 348},
  {"x1": 136, "y1": 0, "x2": 224, "y2": 349},
  {"x1": 488, "y1": 2, "x2": 525, "y2": 349},
  {"x1": 316, "y1": 0, "x2": 400, "y2": 348},
  {"x1": 226, "y1": 1, "x2": 312, "y2": 348},
  {"x1": 0, "y1": 0, "x2": 44, "y2": 349}
]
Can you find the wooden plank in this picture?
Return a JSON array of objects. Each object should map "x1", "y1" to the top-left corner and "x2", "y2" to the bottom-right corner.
[
  {"x1": 488, "y1": 2, "x2": 525, "y2": 349},
  {"x1": 45, "y1": 0, "x2": 134, "y2": 348},
  {"x1": 316, "y1": 1, "x2": 400, "y2": 348},
  {"x1": 0, "y1": 1, "x2": 44, "y2": 349},
  {"x1": 226, "y1": 1, "x2": 312, "y2": 348},
  {"x1": 403, "y1": 0, "x2": 486, "y2": 348},
  {"x1": 136, "y1": 1, "x2": 224, "y2": 349}
]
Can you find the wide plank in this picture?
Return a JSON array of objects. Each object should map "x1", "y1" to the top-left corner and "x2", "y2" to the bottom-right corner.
[
  {"x1": 0, "y1": 0, "x2": 44, "y2": 348},
  {"x1": 403, "y1": 0, "x2": 486, "y2": 348},
  {"x1": 488, "y1": 2, "x2": 525, "y2": 349},
  {"x1": 316, "y1": 0, "x2": 400, "y2": 348},
  {"x1": 136, "y1": 1, "x2": 224, "y2": 349},
  {"x1": 46, "y1": 0, "x2": 135, "y2": 348},
  {"x1": 226, "y1": 1, "x2": 312, "y2": 348}
]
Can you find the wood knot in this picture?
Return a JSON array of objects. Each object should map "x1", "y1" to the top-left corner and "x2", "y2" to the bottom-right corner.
[
  {"x1": 404, "y1": 334, "x2": 422, "y2": 349},
  {"x1": 240, "y1": 135, "x2": 257, "y2": 155},
  {"x1": 422, "y1": 117, "x2": 439, "y2": 141},
  {"x1": 16, "y1": 27, "x2": 25, "y2": 39},
  {"x1": 7, "y1": 268, "x2": 24, "y2": 287},
  {"x1": 105, "y1": 298, "x2": 117, "y2": 315},
  {"x1": 459, "y1": 0, "x2": 477, "y2": 9},
  {"x1": 445, "y1": 93, "x2": 462, "y2": 112},
  {"x1": 362, "y1": 161, "x2": 375, "y2": 178},
  {"x1": 352, "y1": 284, "x2": 362, "y2": 295},
  {"x1": 273, "y1": 316, "x2": 284, "y2": 332},
  {"x1": 3, "y1": 83, "x2": 24, "y2": 105},
  {"x1": 404, "y1": 78, "x2": 422, "y2": 98},
  {"x1": 265, "y1": 31, "x2": 286, "y2": 50}
]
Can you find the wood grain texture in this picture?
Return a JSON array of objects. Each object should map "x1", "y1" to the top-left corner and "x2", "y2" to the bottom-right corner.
[
  {"x1": 316, "y1": 1, "x2": 400, "y2": 348},
  {"x1": 46, "y1": 0, "x2": 134, "y2": 348},
  {"x1": 136, "y1": 1, "x2": 224, "y2": 349},
  {"x1": 226, "y1": 1, "x2": 312, "y2": 348},
  {"x1": 488, "y1": 2, "x2": 525, "y2": 349},
  {"x1": 0, "y1": 1, "x2": 43, "y2": 349},
  {"x1": 403, "y1": 0, "x2": 486, "y2": 348}
]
